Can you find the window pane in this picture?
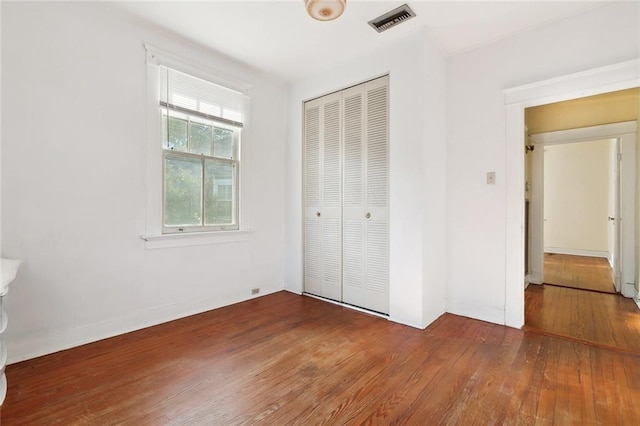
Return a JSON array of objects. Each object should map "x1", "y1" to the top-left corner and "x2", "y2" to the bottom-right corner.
[
  {"x1": 165, "y1": 116, "x2": 188, "y2": 152},
  {"x1": 204, "y1": 160, "x2": 235, "y2": 226},
  {"x1": 214, "y1": 128, "x2": 234, "y2": 159},
  {"x1": 164, "y1": 155, "x2": 202, "y2": 226},
  {"x1": 189, "y1": 122, "x2": 213, "y2": 155}
]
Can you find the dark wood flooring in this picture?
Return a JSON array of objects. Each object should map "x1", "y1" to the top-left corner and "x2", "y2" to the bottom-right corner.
[
  {"x1": 544, "y1": 253, "x2": 615, "y2": 293},
  {"x1": 3, "y1": 291, "x2": 640, "y2": 424}
]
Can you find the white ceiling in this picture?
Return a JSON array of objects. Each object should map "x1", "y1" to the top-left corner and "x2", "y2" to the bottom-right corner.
[{"x1": 113, "y1": 1, "x2": 610, "y2": 81}]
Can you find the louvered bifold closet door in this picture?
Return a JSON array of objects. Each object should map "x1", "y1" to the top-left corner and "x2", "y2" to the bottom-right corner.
[
  {"x1": 342, "y1": 76, "x2": 389, "y2": 314},
  {"x1": 303, "y1": 93, "x2": 343, "y2": 302}
]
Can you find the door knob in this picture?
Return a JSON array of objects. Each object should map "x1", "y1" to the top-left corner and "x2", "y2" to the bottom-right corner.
[
  {"x1": 365, "y1": 212, "x2": 371, "y2": 219},
  {"x1": 316, "y1": 212, "x2": 321, "y2": 217}
]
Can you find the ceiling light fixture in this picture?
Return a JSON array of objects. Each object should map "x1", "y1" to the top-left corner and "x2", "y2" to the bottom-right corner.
[{"x1": 305, "y1": 0, "x2": 346, "y2": 21}]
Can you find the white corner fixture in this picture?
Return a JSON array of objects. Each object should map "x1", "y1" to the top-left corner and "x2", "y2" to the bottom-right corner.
[
  {"x1": 0, "y1": 257, "x2": 22, "y2": 405},
  {"x1": 1, "y1": 258, "x2": 22, "y2": 296},
  {"x1": 305, "y1": 0, "x2": 346, "y2": 21}
]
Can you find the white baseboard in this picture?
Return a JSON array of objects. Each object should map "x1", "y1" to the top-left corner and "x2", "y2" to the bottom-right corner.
[
  {"x1": 544, "y1": 247, "x2": 608, "y2": 258},
  {"x1": 420, "y1": 309, "x2": 446, "y2": 330},
  {"x1": 622, "y1": 282, "x2": 636, "y2": 298},
  {"x1": 8, "y1": 284, "x2": 284, "y2": 364},
  {"x1": 445, "y1": 300, "x2": 506, "y2": 327},
  {"x1": 387, "y1": 316, "x2": 427, "y2": 330},
  {"x1": 526, "y1": 272, "x2": 543, "y2": 285}
]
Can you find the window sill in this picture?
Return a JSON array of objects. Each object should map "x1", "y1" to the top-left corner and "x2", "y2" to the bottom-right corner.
[{"x1": 141, "y1": 229, "x2": 253, "y2": 250}]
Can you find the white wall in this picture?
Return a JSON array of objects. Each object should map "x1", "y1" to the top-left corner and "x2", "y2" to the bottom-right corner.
[
  {"x1": 284, "y1": 29, "x2": 447, "y2": 328},
  {"x1": 4, "y1": 1, "x2": 637, "y2": 364},
  {"x1": 1, "y1": 2, "x2": 288, "y2": 362},
  {"x1": 446, "y1": 1, "x2": 639, "y2": 324},
  {"x1": 543, "y1": 140, "x2": 611, "y2": 255}
]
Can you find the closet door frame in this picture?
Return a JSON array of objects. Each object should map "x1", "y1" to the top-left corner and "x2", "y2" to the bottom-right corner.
[{"x1": 303, "y1": 75, "x2": 389, "y2": 313}]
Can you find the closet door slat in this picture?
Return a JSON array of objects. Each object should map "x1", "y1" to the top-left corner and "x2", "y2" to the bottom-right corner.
[
  {"x1": 363, "y1": 78, "x2": 389, "y2": 314},
  {"x1": 303, "y1": 102, "x2": 322, "y2": 296}
]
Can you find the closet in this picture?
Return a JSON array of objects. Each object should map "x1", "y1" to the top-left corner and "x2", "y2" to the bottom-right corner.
[{"x1": 303, "y1": 75, "x2": 389, "y2": 314}]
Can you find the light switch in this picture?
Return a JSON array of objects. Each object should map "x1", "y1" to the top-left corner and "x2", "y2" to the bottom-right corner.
[{"x1": 486, "y1": 172, "x2": 496, "y2": 185}]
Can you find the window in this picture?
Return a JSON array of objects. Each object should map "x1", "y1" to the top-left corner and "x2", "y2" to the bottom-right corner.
[{"x1": 158, "y1": 66, "x2": 244, "y2": 233}]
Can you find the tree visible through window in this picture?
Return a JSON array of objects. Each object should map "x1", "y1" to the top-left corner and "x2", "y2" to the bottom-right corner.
[{"x1": 159, "y1": 66, "x2": 243, "y2": 233}]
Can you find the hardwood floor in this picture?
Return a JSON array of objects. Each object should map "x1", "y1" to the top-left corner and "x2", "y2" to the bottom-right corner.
[
  {"x1": 4, "y1": 291, "x2": 640, "y2": 424},
  {"x1": 525, "y1": 284, "x2": 640, "y2": 355},
  {"x1": 544, "y1": 253, "x2": 615, "y2": 293}
]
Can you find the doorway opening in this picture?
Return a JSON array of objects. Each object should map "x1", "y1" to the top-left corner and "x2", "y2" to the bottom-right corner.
[
  {"x1": 534, "y1": 137, "x2": 618, "y2": 294},
  {"x1": 521, "y1": 89, "x2": 640, "y2": 354},
  {"x1": 503, "y1": 61, "x2": 640, "y2": 330},
  {"x1": 524, "y1": 90, "x2": 638, "y2": 297}
]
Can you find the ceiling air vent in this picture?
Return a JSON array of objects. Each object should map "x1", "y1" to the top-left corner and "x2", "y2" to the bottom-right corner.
[{"x1": 368, "y1": 4, "x2": 416, "y2": 33}]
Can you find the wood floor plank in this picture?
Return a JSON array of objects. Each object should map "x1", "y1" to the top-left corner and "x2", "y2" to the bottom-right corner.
[
  {"x1": 591, "y1": 347, "x2": 619, "y2": 424},
  {"x1": 3, "y1": 291, "x2": 640, "y2": 425},
  {"x1": 504, "y1": 333, "x2": 544, "y2": 421},
  {"x1": 534, "y1": 336, "x2": 559, "y2": 424}
]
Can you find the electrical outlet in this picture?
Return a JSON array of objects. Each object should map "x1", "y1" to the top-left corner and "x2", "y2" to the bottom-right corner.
[{"x1": 251, "y1": 288, "x2": 260, "y2": 295}]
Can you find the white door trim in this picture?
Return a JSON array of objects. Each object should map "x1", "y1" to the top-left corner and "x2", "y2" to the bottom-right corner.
[
  {"x1": 530, "y1": 121, "x2": 637, "y2": 145},
  {"x1": 504, "y1": 59, "x2": 640, "y2": 106},
  {"x1": 503, "y1": 59, "x2": 639, "y2": 329},
  {"x1": 619, "y1": 133, "x2": 637, "y2": 296},
  {"x1": 526, "y1": 137, "x2": 544, "y2": 285},
  {"x1": 529, "y1": 123, "x2": 636, "y2": 295}
]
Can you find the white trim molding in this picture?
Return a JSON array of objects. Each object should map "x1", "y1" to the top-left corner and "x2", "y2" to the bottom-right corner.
[
  {"x1": 141, "y1": 229, "x2": 253, "y2": 250},
  {"x1": 544, "y1": 248, "x2": 608, "y2": 258},
  {"x1": 504, "y1": 59, "x2": 640, "y2": 107},
  {"x1": 8, "y1": 284, "x2": 281, "y2": 364},
  {"x1": 526, "y1": 272, "x2": 543, "y2": 285},
  {"x1": 530, "y1": 121, "x2": 637, "y2": 145},
  {"x1": 621, "y1": 282, "x2": 636, "y2": 298}
]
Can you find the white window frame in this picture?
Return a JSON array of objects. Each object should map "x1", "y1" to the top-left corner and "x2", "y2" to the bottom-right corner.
[{"x1": 142, "y1": 45, "x2": 253, "y2": 249}]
